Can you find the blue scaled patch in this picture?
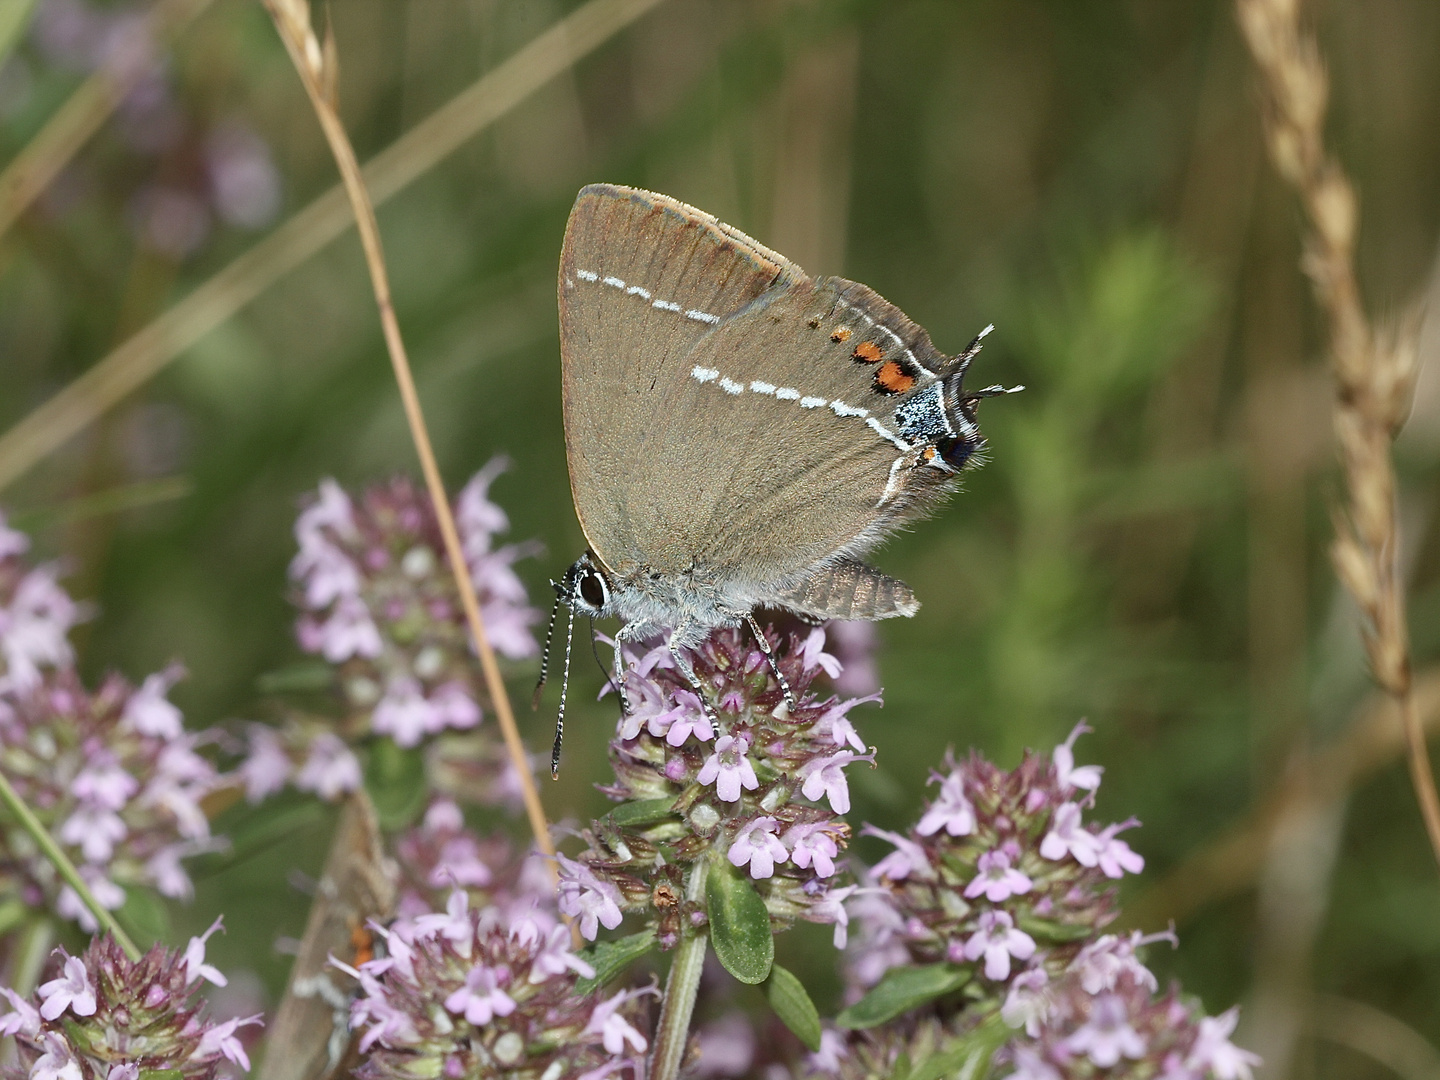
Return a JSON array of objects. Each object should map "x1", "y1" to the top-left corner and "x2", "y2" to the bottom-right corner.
[{"x1": 893, "y1": 384, "x2": 955, "y2": 445}]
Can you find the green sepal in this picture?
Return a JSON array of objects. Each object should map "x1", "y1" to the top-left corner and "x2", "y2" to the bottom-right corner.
[
  {"x1": 574, "y1": 929, "x2": 658, "y2": 996},
  {"x1": 601, "y1": 797, "x2": 678, "y2": 829},
  {"x1": 705, "y1": 856, "x2": 774, "y2": 985},
  {"x1": 1016, "y1": 914, "x2": 1095, "y2": 943},
  {"x1": 835, "y1": 963, "x2": 971, "y2": 1029},
  {"x1": 764, "y1": 963, "x2": 822, "y2": 1051},
  {"x1": 907, "y1": 1013, "x2": 1012, "y2": 1080}
]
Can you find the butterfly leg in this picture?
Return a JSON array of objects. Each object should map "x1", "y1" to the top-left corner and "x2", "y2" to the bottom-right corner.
[
  {"x1": 665, "y1": 626, "x2": 721, "y2": 727},
  {"x1": 610, "y1": 621, "x2": 641, "y2": 714},
  {"x1": 743, "y1": 612, "x2": 799, "y2": 712}
]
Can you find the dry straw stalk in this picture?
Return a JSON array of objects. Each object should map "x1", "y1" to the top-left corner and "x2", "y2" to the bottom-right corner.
[{"x1": 1236, "y1": 0, "x2": 1440, "y2": 867}]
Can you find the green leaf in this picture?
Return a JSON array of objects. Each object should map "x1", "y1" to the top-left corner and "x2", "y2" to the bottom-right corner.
[
  {"x1": 254, "y1": 662, "x2": 334, "y2": 694},
  {"x1": 574, "y1": 929, "x2": 657, "y2": 996},
  {"x1": 765, "y1": 964, "x2": 821, "y2": 1051},
  {"x1": 363, "y1": 740, "x2": 428, "y2": 831},
  {"x1": 601, "y1": 797, "x2": 678, "y2": 829},
  {"x1": 907, "y1": 1014, "x2": 1012, "y2": 1080},
  {"x1": 1016, "y1": 914, "x2": 1095, "y2": 943},
  {"x1": 705, "y1": 856, "x2": 774, "y2": 985},
  {"x1": 835, "y1": 963, "x2": 971, "y2": 1029}
]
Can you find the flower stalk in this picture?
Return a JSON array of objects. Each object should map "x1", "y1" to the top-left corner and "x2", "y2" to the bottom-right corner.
[
  {"x1": 0, "y1": 768, "x2": 140, "y2": 961},
  {"x1": 649, "y1": 858, "x2": 710, "y2": 1080}
]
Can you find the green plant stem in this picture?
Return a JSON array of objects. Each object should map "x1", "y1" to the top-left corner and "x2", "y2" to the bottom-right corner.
[
  {"x1": 0, "y1": 768, "x2": 141, "y2": 960},
  {"x1": 650, "y1": 860, "x2": 710, "y2": 1080}
]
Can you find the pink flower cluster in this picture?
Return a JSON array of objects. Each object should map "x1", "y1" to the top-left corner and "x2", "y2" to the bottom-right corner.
[
  {"x1": 0, "y1": 514, "x2": 225, "y2": 929},
  {"x1": 0, "y1": 926, "x2": 262, "y2": 1078},
  {"x1": 560, "y1": 624, "x2": 871, "y2": 948},
  {"x1": 851, "y1": 725, "x2": 1140, "y2": 990},
  {"x1": 242, "y1": 466, "x2": 542, "y2": 805},
  {"x1": 336, "y1": 890, "x2": 650, "y2": 1080}
]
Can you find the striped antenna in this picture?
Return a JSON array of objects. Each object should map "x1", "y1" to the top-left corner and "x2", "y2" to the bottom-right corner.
[{"x1": 550, "y1": 603, "x2": 577, "y2": 779}]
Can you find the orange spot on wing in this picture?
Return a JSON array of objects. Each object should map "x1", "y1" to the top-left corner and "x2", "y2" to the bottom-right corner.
[
  {"x1": 853, "y1": 341, "x2": 884, "y2": 363},
  {"x1": 350, "y1": 920, "x2": 376, "y2": 966},
  {"x1": 831, "y1": 327, "x2": 853, "y2": 342},
  {"x1": 873, "y1": 359, "x2": 917, "y2": 394}
]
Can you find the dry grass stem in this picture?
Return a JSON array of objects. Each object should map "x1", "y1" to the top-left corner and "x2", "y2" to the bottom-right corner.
[
  {"x1": 262, "y1": 0, "x2": 555, "y2": 870},
  {"x1": 0, "y1": 0, "x2": 668, "y2": 493},
  {"x1": 0, "y1": 0, "x2": 214, "y2": 242},
  {"x1": 1236, "y1": 0, "x2": 1440, "y2": 868}
]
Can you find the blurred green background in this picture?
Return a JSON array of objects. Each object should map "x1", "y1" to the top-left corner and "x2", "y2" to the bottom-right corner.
[{"x1": 4, "y1": 0, "x2": 1440, "y2": 1076}]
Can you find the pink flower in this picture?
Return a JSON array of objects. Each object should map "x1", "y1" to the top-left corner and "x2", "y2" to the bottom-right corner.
[
  {"x1": 815, "y1": 694, "x2": 881, "y2": 752},
  {"x1": 309, "y1": 594, "x2": 383, "y2": 662},
  {"x1": 697, "y1": 734, "x2": 759, "y2": 803},
  {"x1": 798, "y1": 749, "x2": 864, "y2": 814},
  {"x1": 1039, "y1": 802, "x2": 1099, "y2": 865},
  {"x1": 584, "y1": 986, "x2": 654, "y2": 1055},
  {"x1": 809, "y1": 884, "x2": 858, "y2": 948},
  {"x1": 184, "y1": 916, "x2": 228, "y2": 986},
  {"x1": 657, "y1": 690, "x2": 714, "y2": 746},
  {"x1": 58, "y1": 805, "x2": 127, "y2": 862},
  {"x1": 917, "y1": 768, "x2": 976, "y2": 837},
  {"x1": 1095, "y1": 820, "x2": 1144, "y2": 878},
  {"x1": 1007, "y1": 1043, "x2": 1063, "y2": 1080},
  {"x1": 1054, "y1": 722, "x2": 1103, "y2": 792},
  {"x1": 429, "y1": 681, "x2": 481, "y2": 732},
  {"x1": 0, "y1": 511, "x2": 30, "y2": 559},
  {"x1": 798, "y1": 627, "x2": 842, "y2": 678},
  {"x1": 71, "y1": 754, "x2": 138, "y2": 810},
  {"x1": 557, "y1": 854, "x2": 625, "y2": 940},
  {"x1": 1063, "y1": 993, "x2": 1147, "y2": 1067},
  {"x1": 444, "y1": 964, "x2": 516, "y2": 1025},
  {"x1": 372, "y1": 677, "x2": 438, "y2": 747},
  {"x1": 1185, "y1": 1008, "x2": 1261, "y2": 1080},
  {"x1": 455, "y1": 458, "x2": 511, "y2": 559},
  {"x1": 191, "y1": 1013, "x2": 263, "y2": 1071},
  {"x1": 0, "y1": 986, "x2": 40, "y2": 1038},
  {"x1": 1068, "y1": 931, "x2": 1166, "y2": 995},
  {"x1": 965, "y1": 848, "x2": 1033, "y2": 902},
  {"x1": 1001, "y1": 967, "x2": 1052, "y2": 1036},
  {"x1": 294, "y1": 733, "x2": 362, "y2": 799},
  {"x1": 239, "y1": 724, "x2": 291, "y2": 803},
  {"x1": 728, "y1": 816, "x2": 788, "y2": 879},
  {"x1": 30, "y1": 1033, "x2": 82, "y2": 1080},
  {"x1": 863, "y1": 825, "x2": 934, "y2": 881},
  {"x1": 1, "y1": 566, "x2": 78, "y2": 692},
  {"x1": 121, "y1": 669, "x2": 184, "y2": 738},
  {"x1": 963, "y1": 910, "x2": 1036, "y2": 981},
  {"x1": 784, "y1": 822, "x2": 840, "y2": 878},
  {"x1": 525, "y1": 922, "x2": 595, "y2": 983},
  {"x1": 38, "y1": 956, "x2": 97, "y2": 1021}
]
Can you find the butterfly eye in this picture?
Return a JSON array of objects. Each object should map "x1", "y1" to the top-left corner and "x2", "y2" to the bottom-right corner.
[{"x1": 579, "y1": 569, "x2": 608, "y2": 609}]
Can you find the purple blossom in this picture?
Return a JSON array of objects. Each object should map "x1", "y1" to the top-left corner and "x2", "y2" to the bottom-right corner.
[
  {"x1": 1053, "y1": 722, "x2": 1103, "y2": 792},
  {"x1": 1, "y1": 565, "x2": 79, "y2": 692},
  {"x1": 37, "y1": 957, "x2": 97, "y2": 1021},
  {"x1": 863, "y1": 825, "x2": 934, "y2": 882},
  {"x1": 526, "y1": 921, "x2": 596, "y2": 983},
  {"x1": 916, "y1": 768, "x2": 976, "y2": 837},
  {"x1": 963, "y1": 910, "x2": 1036, "y2": 981},
  {"x1": 30, "y1": 1033, "x2": 81, "y2": 1080},
  {"x1": 121, "y1": 668, "x2": 184, "y2": 738},
  {"x1": 809, "y1": 884, "x2": 859, "y2": 948},
  {"x1": 372, "y1": 676, "x2": 438, "y2": 747},
  {"x1": 1007, "y1": 1043, "x2": 1063, "y2": 1080},
  {"x1": 1038, "y1": 802, "x2": 1099, "y2": 865},
  {"x1": 184, "y1": 916, "x2": 228, "y2": 986},
  {"x1": 697, "y1": 734, "x2": 760, "y2": 803},
  {"x1": 71, "y1": 753, "x2": 138, "y2": 810},
  {"x1": 815, "y1": 694, "x2": 881, "y2": 752},
  {"x1": 444, "y1": 964, "x2": 516, "y2": 1025},
  {"x1": 0, "y1": 511, "x2": 29, "y2": 559},
  {"x1": 0, "y1": 987, "x2": 41, "y2": 1038},
  {"x1": 1095, "y1": 820, "x2": 1145, "y2": 878},
  {"x1": 584, "y1": 987, "x2": 655, "y2": 1055},
  {"x1": 1068, "y1": 931, "x2": 1166, "y2": 995},
  {"x1": 557, "y1": 854, "x2": 625, "y2": 940},
  {"x1": 799, "y1": 749, "x2": 865, "y2": 814},
  {"x1": 785, "y1": 822, "x2": 841, "y2": 878},
  {"x1": 191, "y1": 1013, "x2": 263, "y2": 1071},
  {"x1": 798, "y1": 626, "x2": 842, "y2": 678},
  {"x1": 1185, "y1": 1008, "x2": 1261, "y2": 1080},
  {"x1": 965, "y1": 848, "x2": 1033, "y2": 902},
  {"x1": 1063, "y1": 992, "x2": 1147, "y2": 1066},
  {"x1": 729, "y1": 816, "x2": 789, "y2": 879},
  {"x1": 239, "y1": 724, "x2": 291, "y2": 803},
  {"x1": 294, "y1": 732, "x2": 362, "y2": 799},
  {"x1": 58, "y1": 804, "x2": 127, "y2": 862},
  {"x1": 1002, "y1": 967, "x2": 1053, "y2": 1036}
]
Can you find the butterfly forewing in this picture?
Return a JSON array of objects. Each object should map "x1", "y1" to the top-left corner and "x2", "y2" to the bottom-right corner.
[{"x1": 559, "y1": 185, "x2": 797, "y2": 575}]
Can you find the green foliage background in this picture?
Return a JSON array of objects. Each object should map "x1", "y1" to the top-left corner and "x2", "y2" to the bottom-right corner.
[{"x1": 4, "y1": 1, "x2": 1440, "y2": 1075}]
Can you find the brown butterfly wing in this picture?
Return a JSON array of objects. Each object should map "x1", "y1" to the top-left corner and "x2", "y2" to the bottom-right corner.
[{"x1": 559, "y1": 184, "x2": 798, "y2": 577}]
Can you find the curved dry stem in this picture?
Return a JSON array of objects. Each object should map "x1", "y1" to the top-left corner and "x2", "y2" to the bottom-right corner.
[
  {"x1": 0, "y1": 0, "x2": 668, "y2": 493},
  {"x1": 261, "y1": 1, "x2": 560, "y2": 870},
  {"x1": 1236, "y1": 0, "x2": 1440, "y2": 872}
]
